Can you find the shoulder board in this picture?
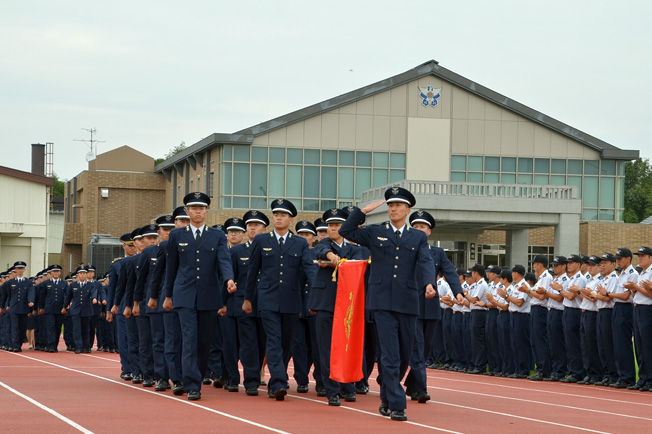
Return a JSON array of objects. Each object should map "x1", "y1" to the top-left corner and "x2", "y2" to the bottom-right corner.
[
  {"x1": 629, "y1": 269, "x2": 634, "y2": 274},
  {"x1": 561, "y1": 276, "x2": 567, "y2": 281}
]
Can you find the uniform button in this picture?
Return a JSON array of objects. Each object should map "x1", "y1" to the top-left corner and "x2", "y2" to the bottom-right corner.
[
  {"x1": 280, "y1": 280, "x2": 283, "y2": 283},
  {"x1": 396, "y1": 247, "x2": 399, "y2": 251},
  {"x1": 197, "y1": 259, "x2": 200, "y2": 262},
  {"x1": 197, "y1": 276, "x2": 200, "y2": 279},
  {"x1": 196, "y1": 250, "x2": 200, "y2": 254},
  {"x1": 395, "y1": 256, "x2": 399, "y2": 260},
  {"x1": 394, "y1": 265, "x2": 398, "y2": 269},
  {"x1": 197, "y1": 267, "x2": 200, "y2": 271},
  {"x1": 280, "y1": 264, "x2": 283, "y2": 267},
  {"x1": 280, "y1": 272, "x2": 283, "y2": 275},
  {"x1": 393, "y1": 275, "x2": 397, "y2": 278}
]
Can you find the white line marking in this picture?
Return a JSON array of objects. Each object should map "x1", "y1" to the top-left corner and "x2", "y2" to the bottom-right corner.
[{"x1": 0, "y1": 380, "x2": 95, "y2": 434}]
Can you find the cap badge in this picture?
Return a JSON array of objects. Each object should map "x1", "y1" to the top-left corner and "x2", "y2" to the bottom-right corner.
[
  {"x1": 251, "y1": 210, "x2": 258, "y2": 216},
  {"x1": 149, "y1": 224, "x2": 156, "y2": 230},
  {"x1": 392, "y1": 187, "x2": 399, "y2": 195},
  {"x1": 277, "y1": 199, "x2": 284, "y2": 205},
  {"x1": 331, "y1": 209, "x2": 338, "y2": 215},
  {"x1": 417, "y1": 211, "x2": 424, "y2": 216},
  {"x1": 233, "y1": 218, "x2": 239, "y2": 223},
  {"x1": 165, "y1": 215, "x2": 172, "y2": 221},
  {"x1": 194, "y1": 192, "x2": 201, "y2": 199},
  {"x1": 301, "y1": 221, "x2": 308, "y2": 227}
]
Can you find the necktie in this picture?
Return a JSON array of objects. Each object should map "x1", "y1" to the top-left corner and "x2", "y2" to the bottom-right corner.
[
  {"x1": 279, "y1": 236, "x2": 284, "y2": 250},
  {"x1": 195, "y1": 228, "x2": 202, "y2": 243},
  {"x1": 395, "y1": 229, "x2": 401, "y2": 244}
]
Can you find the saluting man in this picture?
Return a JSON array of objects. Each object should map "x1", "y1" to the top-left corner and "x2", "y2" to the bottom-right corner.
[
  {"x1": 0, "y1": 261, "x2": 34, "y2": 352},
  {"x1": 38, "y1": 264, "x2": 68, "y2": 352},
  {"x1": 164, "y1": 192, "x2": 235, "y2": 401}
]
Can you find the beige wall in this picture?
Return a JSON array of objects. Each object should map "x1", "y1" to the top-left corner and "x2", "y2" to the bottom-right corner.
[{"x1": 89, "y1": 145, "x2": 155, "y2": 172}]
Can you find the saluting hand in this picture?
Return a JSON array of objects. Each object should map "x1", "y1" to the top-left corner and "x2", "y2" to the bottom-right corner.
[{"x1": 361, "y1": 199, "x2": 386, "y2": 214}]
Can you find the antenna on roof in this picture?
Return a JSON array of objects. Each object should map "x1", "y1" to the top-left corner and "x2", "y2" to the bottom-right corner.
[{"x1": 74, "y1": 127, "x2": 106, "y2": 162}]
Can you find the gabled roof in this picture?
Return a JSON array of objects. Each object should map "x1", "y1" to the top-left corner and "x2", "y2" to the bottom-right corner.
[
  {"x1": 156, "y1": 60, "x2": 638, "y2": 172},
  {"x1": 0, "y1": 165, "x2": 54, "y2": 187}
]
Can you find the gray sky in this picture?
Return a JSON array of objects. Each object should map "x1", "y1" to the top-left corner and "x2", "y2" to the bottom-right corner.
[{"x1": 2, "y1": 1, "x2": 650, "y2": 181}]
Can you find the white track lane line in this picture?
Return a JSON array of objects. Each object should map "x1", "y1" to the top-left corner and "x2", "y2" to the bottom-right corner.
[
  {"x1": 8, "y1": 353, "x2": 289, "y2": 434},
  {"x1": 0, "y1": 380, "x2": 95, "y2": 434}
]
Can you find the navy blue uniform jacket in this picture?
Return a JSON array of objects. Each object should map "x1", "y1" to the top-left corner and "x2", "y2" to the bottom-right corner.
[
  {"x1": 418, "y1": 246, "x2": 463, "y2": 320},
  {"x1": 165, "y1": 225, "x2": 234, "y2": 311},
  {"x1": 149, "y1": 240, "x2": 168, "y2": 312},
  {"x1": 1, "y1": 278, "x2": 34, "y2": 314},
  {"x1": 113, "y1": 255, "x2": 137, "y2": 311},
  {"x1": 106, "y1": 258, "x2": 122, "y2": 308},
  {"x1": 39, "y1": 279, "x2": 68, "y2": 314},
  {"x1": 135, "y1": 244, "x2": 158, "y2": 313},
  {"x1": 64, "y1": 281, "x2": 97, "y2": 317},
  {"x1": 339, "y1": 208, "x2": 437, "y2": 316}
]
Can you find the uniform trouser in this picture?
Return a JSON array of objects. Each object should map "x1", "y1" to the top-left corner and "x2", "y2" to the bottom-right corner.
[
  {"x1": 36, "y1": 314, "x2": 47, "y2": 347},
  {"x1": 102, "y1": 315, "x2": 115, "y2": 350},
  {"x1": 290, "y1": 316, "x2": 321, "y2": 387},
  {"x1": 163, "y1": 311, "x2": 182, "y2": 383},
  {"x1": 374, "y1": 310, "x2": 416, "y2": 412},
  {"x1": 177, "y1": 308, "x2": 217, "y2": 392},
  {"x1": 89, "y1": 315, "x2": 100, "y2": 349},
  {"x1": 238, "y1": 315, "x2": 261, "y2": 389},
  {"x1": 429, "y1": 318, "x2": 445, "y2": 364},
  {"x1": 612, "y1": 303, "x2": 635, "y2": 384},
  {"x1": 580, "y1": 310, "x2": 602, "y2": 381},
  {"x1": 220, "y1": 315, "x2": 241, "y2": 385},
  {"x1": 634, "y1": 305, "x2": 652, "y2": 387},
  {"x1": 10, "y1": 313, "x2": 28, "y2": 349},
  {"x1": 260, "y1": 311, "x2": 299, "y2": 392},
  {"x1": 0, "y1": 315, "x2": 5, "y2": 346},
  {"x1": 510, "y1": 312, "x2": 531, "y2": 375},
  {"x1": 72, "y1": 315, "x2": 91, "y2": 350},
  {"x1": 63, "y1": 315, "x2": 74, "y2": 348},
  {"x1": 451, "y1": 312, "x2": 466, "y2": 368},
  {"x1": 563, "y1": 307, "x2": 584, "y2": 379},
  {"x1": 405, "y1": 318, "x2": 436, "y2": 394},
  {"x1": 361, "y1": 319, "x2": 378, "y2": 386},
  {"x1": 547, "y1": 308, "x2": 567, "y2": 378},
  {"x1": 116, "y1": 314, "x2": 132, "y2": 374},
  {"x1": 497, "y1": 311, "x2": 514, "y2": 374},
  {"x1": 125, "y1": 315, "x2": 141, "y2": 376},
  {"x1": 441, "y1": 309, "x2": 454, "y2": 365},
  {"x1": 149, "y1": 312, "x2": 168, "y2": 381},
  {"x1": 463, "y1": 313, "x2": 473, "y2": 369},
  {"x1": 471, "y1": 310, "x2": 487, "y2": 371},
  {"x1": 206, "y1": 317, "x2": 223, "y2": 379},
  {"x1": 315, "y1": 311, "x2": 356, "y2": 399},
  {"x1": 136, "y1": 313, "x2": 155, "y2": 380},
  {"x1": 485, "y1": 309, "x2": 501, "y2": 373},
  {"x1": 530, "y1": 305, "x2": 551, "y2": 376},
  {"x1": 45, "y1": 313, "x2": 65, "y2": 350},
  {"x1": 597, "y1": 309, "x2": 618, "y2": 382}
]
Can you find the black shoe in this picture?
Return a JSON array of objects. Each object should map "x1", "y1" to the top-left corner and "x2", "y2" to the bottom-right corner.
[
  {"x1": 75, "y1": 349, "x2": 81, "y2": 354},
  {"x1": 467, "y1": 369, "x2": 482, "y2": 375},
  {"x1": 212, "y1": 376, "x2": 225, "y2": 388},
  {"x1": 627, "y1": 383, "x2": 641, "y2": 390},
  {"x1": 143, "y1": 379, "x2": 155, "y2": 387},
  {"x1": 560, "y1": 376, "x2": 578, "y2": 384},
  {"x1": 355, "y1": 385, "x2": 369, "y2": 394},
  {"x1": 47, "y1": 348, "x2": 55, "y2": 353},
  {"x1": 103, "y1": 348, "x2": 109, "y2": 352},
  {"x1": 109, "y1": 348, "x2": 116, "y2": 353},
  {"x1": 225, "y1": 384, "x2": 239, "y2": 392},
  {"x1": 121, "y1": 372, "x2": 133, "y2": 381},
  {"x1": 342, "y1": 392, "x2": 356, "y2": 402},
  {"x1": 132, "y1": 375, "x2": 143, "y2": 384},
  {"x1": 316, "y1": 385, "x2": 327, "y2": 397},
  {"x1": 246, "y1": 387, "x2": 259, "y2": 396},
  {"x1": 155, "y1": 380, "x2": 169, "y2": 391},
  {"x1": 415, "y1": 390, "x2": 430, "y2": 403},
  {"x1": 297, "y1": 384, "x2": 309, "y2": 393},
  {"x1": 578, "y1": 376, "x2": 594, "y2": 385},
  {"x1": 187, "y1": 390, "x2": 201, "y2": 401},
  {"x1": 610, "y1": 382, "x2": 628, "y2": 389},
  {"x1": 173, "y1": 382, "x2": 185, "y2": 395},
  {"x1": 528, "y1": 373, "x2": 545, "y2": 381},
  {"x1": 508, "y1": 373, "x2": 527, "y2": 379},
  {"x1": 391, "y1": 410, "x2": 407, "y2": 421},
  {"x1": 543, "y1": 376, "x2": 562, "y2": 382},
  {"x1": 483, "y1": 371, "x2": 495, "y2": 376},
  {"x1": 379, "y1": 401, "x2": 390, "y2": 417},
  {"x1": 328, "y1": 395, "x2": 341, "y2": 406},
  {"x1": 202, "y1": 376, "x2": 212, "y2": 385},
  {"x1": 269, "y1": 388, "x2": 287, "y2": 401}
]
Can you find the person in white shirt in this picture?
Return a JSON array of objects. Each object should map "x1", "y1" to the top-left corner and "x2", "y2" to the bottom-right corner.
[
  {"x1": 497, "y1": 265, "x2": 531, "y2": 378},
  {"x1": 561, "y1": 255, "x2": 587, "y2": 383},
  {"x1": 594, "y1": 253, "x2": 619, "y2": 386},
  {"x1": 529, "y1": 255, "x2": 553, "y2": 380},
  {"x1": 482, "y1": 265, "x2": 503, "y2": 376},
  {"x1": 577, "y1": 256, "x2": 603, "y2": 384},
  {"x1": 486, "y1": 268, "x2": 513, "y2": 376},
  {"x1": 544, "y1": 256, "x2": 569, "y2": 382},
  {"x1": 466, "y1": 264, "x2": 488, "y2": 374},
  {"x1": 626, "y1": 247, "x2": 652, "y2": 391}
]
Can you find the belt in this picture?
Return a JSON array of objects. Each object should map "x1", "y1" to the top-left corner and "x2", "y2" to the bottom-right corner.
[{"x1": 597, "y1": 308, "x2": 613, "y2": 312}]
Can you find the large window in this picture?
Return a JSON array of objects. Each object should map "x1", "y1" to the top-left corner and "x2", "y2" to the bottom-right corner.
[{"x1": 220, "y1": 145, "x2": 406, "y2": 210}]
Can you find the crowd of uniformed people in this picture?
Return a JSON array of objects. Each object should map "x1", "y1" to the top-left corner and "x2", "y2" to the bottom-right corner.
[{"x1": 2, "y1": 186, "x2": 652, "y2": 422}]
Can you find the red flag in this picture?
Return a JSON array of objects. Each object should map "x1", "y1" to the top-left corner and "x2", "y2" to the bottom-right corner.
[{"x1": 330, "y1": 259, "x2": 367, "y2": 383}]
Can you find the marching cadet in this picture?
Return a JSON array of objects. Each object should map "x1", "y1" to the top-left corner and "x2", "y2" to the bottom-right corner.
[
  {"x1": 0, "y1": 271, "x2": 7, "y2": 350},
  {"x1": 577, "y1": 255, "x2": 603, "y2": 385},
  {"x1": 545, "y1": 256, "x2": 569, "y2": 382},
  {"x1": 314, "y1": 218, "x2": 328, "y2": 241},
  {"x1": 39, "y1": 265, "x2": 68, "y2": 352},
  {"x1": 148, "y1": 210, "x2": 187, "y2": 395},
  {"x1": 309, "y1": 208, "x2": 362, "y2": 406},
  {"x1": 529, "y1": 255, "x2": 553, "y2": 380},
  {"x1": 164, "y1": 192, "x2": 235, "y2": 401},
  {"x1": 629, "y1": 247, "x2": 652, "y2": 391},
  {"x1": 487, "y1": 269, "x2": 514, "y2": 376},
  {"x1": 339, "y1": 187, "x2": 462, "y2": 422},
  {"x1": 62, "y1": 266, "x2": 98, "y2": 353},
  {"x1": 498, "y1": 266, "x2": 531, "y2": 378},
  {"x1": 594, "y1": 253, "x2": 619, "y2": 386},
  {"x1": 466, "y1": 264, "x2": 489, "y2": 375},
  {"x1": 87, "y1": 265, "x2": 107, "y2": 351},
  {"x1": 242, "y1": 198, "x2": 316, "y2": 401},
  {"x1": 461, "y1": 270, "x2": 473, "y2": 372},
  {"x1": 560, "y1": 255, "x2": 587, "y2": 383},
  {"x1": 404, "y1": 210, "x2": 462, "y2": 401},
  {"x1": 34, "y1": 269, "x2": 48, "y2": 351},
  {"x1": 609, "y1": 248, "x2": 637, "y2": 388},
  {"x1": 483, "y1": 265, "x2": 503, "y2": 376},
  {"x1": 0, "y1": 262, "x2": 34, "y2": 352}
]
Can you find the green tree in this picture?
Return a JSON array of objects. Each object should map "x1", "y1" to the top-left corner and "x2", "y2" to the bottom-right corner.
[
  {"x1": 155, "y1": 141, "x2": 187, "y2": 166},
  {"x1": 624, "y1": 158, "x2": 652, "y2": 223},
  {"x1": 52, "y1": 173, "x2": 65, "y2": 197}
]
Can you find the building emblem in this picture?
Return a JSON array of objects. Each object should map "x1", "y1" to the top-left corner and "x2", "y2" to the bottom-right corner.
[{"x1": 419, "y1": 85, "x2": 442, "y2": 108}]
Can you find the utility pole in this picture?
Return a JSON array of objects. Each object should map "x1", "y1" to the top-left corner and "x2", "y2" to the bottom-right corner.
[{"x1": 74, "y1": 127, "x2": 106, "y2": 161}]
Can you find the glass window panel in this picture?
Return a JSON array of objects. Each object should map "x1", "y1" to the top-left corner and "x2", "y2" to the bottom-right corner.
[
  {"x1": 390, "y1": 169, "x2": 405, "y2": 183},
  {"x1": 518, "y1": 158, "x2": 533, "y2": 173},
  {"x1": 617, "y1": 161, "x2": 626, "y2": 176},
  {"x1": 233, "y1": 196, "x2": 249, "y2": 209},
  {"x1": 551, "y1": 175, "x2": 566, "y2": 185},
  {"x1": 269, "y1": 147, "x2": 285, "y2": 163},
  {"x1": 599, "y1": 209, "x2": 615, "y2": 221},
  {"x1": 338, "y1": 168, "x2": 354, "y2": 199},
  {"x1": 251, "y1": 197, "x2": 267, "y2": 209},
  {"x1": 617, "y1": 209, "x2": 624, "y2": 221},
  {"x1": 451, "y1": 172, "x2": 466, "y2": 182},
  {"x1": 288, "y1": 198, "x2": 302, "y2": 210},
  {"x1": 535, "y1": 158, "x2": 550, "y2": 173},
  {"x1": 222, "y1": 196, "x2": 231, "y2": 208},
  {"x1": 568, "y1": 159, "x2": 583, "y2": 174},
  {"x1": 585, "y1": 160, "x2": 599, "y2": 175},
  {"x1": 485, "y1": 157, "x2": 500, "y2": 172},
  {"x1": 322, "y1": 150, "x2": 337, "y2": 165},
  {"x1": 373, "y1": 152, "x2": 389, "y2": 167},
  {"x1": 468, "y1": 173, "x2": 483, "y2": 182},
  {"x1": 583, "y1": 209, "x2": 598, "y2": 221},
  {"x1": 356, "y1": 151, "x2": 372, "y2": 166},
  {"x1": 286, "y1": 148, "x2": 301, "y2": 164},
  {"x1": 303, "y1": 199, "x2": 319, "y2": 211},
  {"x1": 501, "y1": 173, "x2": 516, "y2": 184},
  {"x1": 599, "y1": 177, "x2": 615, "y2": 208},
  {"x1": 534, "y1": 174, "x2": 549, "y2": 185},
  {"x1": 617, "y1": 177, "x2": 624, "y2": 209},
  {"x1": 305, "y1": 149, "x2": 320, "y2": 165},
  {"x1": 223, "y1": 145, "x2": 232, "y2": 161},
  {"x1": 501, "y1": 157, "x2": 516, "y2": 172},
  {"x1": 390, "y1": 153, "x2": 406, "y2": 169},
  {"x1": 321, "y1": 167, "x2": 337, "y2": 198},
  {"x1": 321, "y1": 200, "x2": 336, "y2": 210},
  {"x1": 601, "y1": 160, "x2": 616, "y2": 175},
  {"x1": 251, "y1": 164, "x2": 267, "y2": 196},
  {"x1": 567, "y1": 176, "x2": 582, "y2": 198},
  {"x1": 373, "y1": 169, "x2": 388, "y2": 187},
  {"x1": 269, "y1": 165, "x2": 285, "y2": 197},
  {"x1": 339, "y1": 150, "x2": 354, "y2": 166},
  {"x1": 355, "y1": 168, "x2": 371, "y2": 198},
  {"x1": 517, "y1": 174, "x2": 532, "y2": 184},
  {"x1": 468, "y1": 156, "x2": 483, "y2": 171},
  {"x1": 233, "y1": 163, "x2": 250, "y2": 195},
  {"x1": 485, "y1": 173, "x2": 499, "y2": 183},
  {"x1": 451, "y1": 155, "x2": 466, "y2": 171},
  {"x1": 286, "y1": 166, "x2": 302, "y2": 197},
  {"x1": 551, "y1": 159, "x2": 566, "y2": 174},
  {"x1": 251, "y1": 147, "x2": 267, "y2": 162},
  {"x1": 221, "y1": 163, "x2": 232, "y2": 195},
  {"x1": 583, "y1": 177, "x2": 599, "y2": 207},
  {"x1": 233, "y1": 145, "x2": 250, "y2": 162},
  {"x1": 303, "y1": 166, "x2": 320, "y2": 197}
]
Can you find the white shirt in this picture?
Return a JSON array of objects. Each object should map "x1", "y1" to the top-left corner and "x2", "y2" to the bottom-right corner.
[
  {"x1": 461, "y1": 282, "x2": 471, "y2": 312},
  {"x1": 509, "y1": 279, "x2": 531, "y2": 313},
  {"x1": 437, "y1": 278, "x2": 450, "y2": 310},
  {"x1": 189, "y1": 223, "x2": 206, "y2": 238},
  {"x1": 597, "y1": 271, "x2": 618, "y2": 309},
  {"x1": 633, "y1": 265, "x2": 652, "y2": 305},
  {"x1": 614, "y1": 264, "x2": 638, "y2": 304},
  {"x1": 580, "y1": 274, "x2": 601, "y2": 311},
  {"x1": 532, "y1": 270, "x2": 552, "y2": 307},
  {"x1": 470, "y1": 278, "x2": 488, "y2": 311},
  {"x1": 564, "y1": 271, "x2": 586, "y2": 309},
  {"x1": 548, "y1": 273, "x2": 567, "y2": 311}
]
